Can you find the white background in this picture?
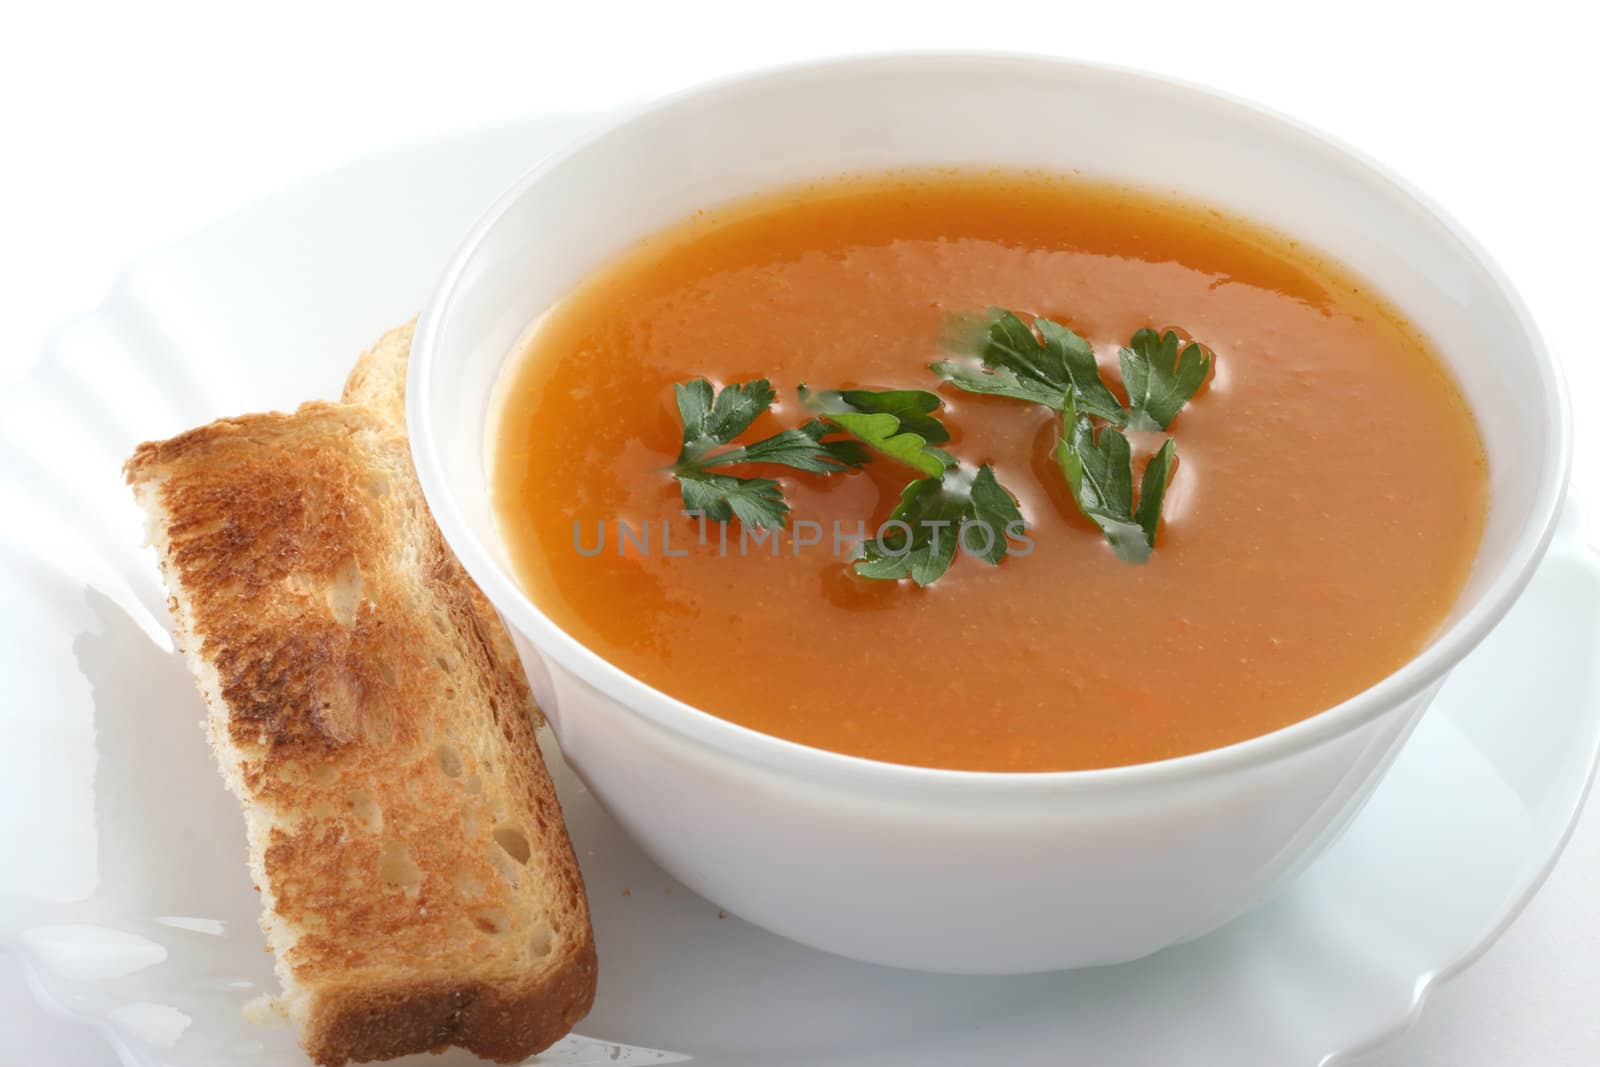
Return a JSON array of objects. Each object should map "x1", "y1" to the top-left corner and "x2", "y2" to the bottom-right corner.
[{"x1": 3, "y1": 1, "x2": 1597, "y2": 1063}]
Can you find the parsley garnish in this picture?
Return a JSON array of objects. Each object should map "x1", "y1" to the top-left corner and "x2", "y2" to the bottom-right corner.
[
  {"x1": 1055, "y1": 390, "x2": 1177, "y2": 563},
  {"x1": 1119, "y1": 328, "x2": 1214, "y2": 431},
  {"x1": 932, "y1": 310, "x2": 1211, "y2": 431},
  {"x1": 659, "y1": 308, "x2": 1207, "y2": 573},
  {"x1": 932, "y1": 309, "x2": 1209, "y2": 562},
  {"x1": 932, "y1": 308, "x2": 1124, "y2": 421},
  {"x1": 669, "y1": 378, "x2": 865, "y2": 528},
  {"x1": 855, "y1": 464, "x2": 1026, "y2": 586},
  {"x1": 799, "y1": 384, "x2": 1026, "y2": 585},
  {"x1": 797, "y1": 385, "x2": 955, "y2": 476}
]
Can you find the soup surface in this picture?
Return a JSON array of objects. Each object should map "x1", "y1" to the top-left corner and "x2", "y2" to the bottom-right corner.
[{"x1": 493, "y1": 172, "x2": 1486, "y2": 772}]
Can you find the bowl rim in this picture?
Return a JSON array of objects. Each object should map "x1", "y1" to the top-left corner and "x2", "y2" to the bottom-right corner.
[{"x1": 409, "y1": 50, "x2": 1572, "y2": 798}]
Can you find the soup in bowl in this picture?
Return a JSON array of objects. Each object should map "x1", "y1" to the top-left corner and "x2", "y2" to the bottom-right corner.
[{"x1": 409, "y1": 55, "x2": 1568, "y2": 972}]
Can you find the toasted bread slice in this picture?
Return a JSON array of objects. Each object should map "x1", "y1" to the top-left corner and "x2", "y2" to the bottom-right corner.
[
  {"x1": 125, "y1": 402, "x2": 595, "y2": 1065},
  {"x1": 342, "y1": 320, "x2": 415, "y2": 424},
  {"x1": 341, "y1": 321, "x2": 541, "y2": 727}
]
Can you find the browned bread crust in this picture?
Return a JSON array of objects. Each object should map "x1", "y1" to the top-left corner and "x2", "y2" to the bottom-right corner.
[
  {"x1": 341, "y1": 320, "x2": 542, "y2": 727},
  {"x1": 125, "y1": 403, "x2": 594, "y2": 1065},
  {"x1": 341, "y1": 319, "x2": 415, "y2": 424}
]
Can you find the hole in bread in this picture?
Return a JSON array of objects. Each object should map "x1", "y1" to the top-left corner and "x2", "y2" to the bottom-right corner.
[
  {"x1": 437, "y1": 656, "x2": 455, "y2": 674},
  {"x1": 435, "y1": 744, "x2": 463, "y2": 778},
  {"x1": 362, "y1": 705, "x2": 395, "y2": 748},
  {"x1": 487, "y1": 845, "x2": 521, "y2": 888},
  {"x1": 347, "y1": 790, "x2": 383, "y2": 832},
  {"x1": 374, "y1": 658, "x2": 398, "y2": 688},
  {"x1": 493, "y1": 827, "x2": 531, "y2": 866},
  {"x1": 462, "y1": 774, "x2": 482, "y2": 796},
  {"x1": 308, "y1": 799, "x2": 335, "y2": 821},
  {"x1": 527, "y1": 922, "x2": 554, "y2": 958},
  {"x1": 461, "y1": 809, "x2": 480, "y2": 837},
  {"x1": 379, "y1": 841, "x2": 422, "y2": 890},
  {"x1": 309, "y1": 764, "x2": 338, "y2": 786},
  {"x1": 432, "y1": 612, "x2": 450, "y2": 635},
  {"x1": 473, "y1": 909, "x2": 510, "y2": 935},
  {"x1": 325, "y1": 556, "x2": 363, "y2": 626}
]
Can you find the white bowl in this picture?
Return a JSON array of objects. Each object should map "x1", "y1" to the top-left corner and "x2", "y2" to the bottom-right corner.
[{"x1": 409, "y1": 54, "x2": 1570, "y2": 973}]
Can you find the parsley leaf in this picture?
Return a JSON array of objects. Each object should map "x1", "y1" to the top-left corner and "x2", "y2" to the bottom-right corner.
[
  {"x1": 798, "y1": 384, "x2": 955, "y2": 476},
  {"x1": 932, "y1": 308, "x2": 1125, "y2": 422},
  {"x1": 1054, "y1": 389, "x2": 1177, "y2": 563},
  {"x1": 801, "y1": 385, "x2": 1022, "y2": 585},
  {"x1": 703, "y1": 419, "x2": 872, "y2": 472},
  {"x1": 670, "y1": 378, "x2": 864, "y2": 527},
  {"x1": 925, "y1": 359, "x2": 1063, "y2": 408},
  {"x1": 1119, "y1": 328, "x2": 1212, "y2": 431},
  {"x1": 1036, "y1": 317, "x2": 1127, "y2": 422},
  {"x1": 676, "y1": 470, "x2": 789, "y2": 528},
  {"x1": 855, "y1": 464, "x2": 1025, "y2": 586},
  {"x1": 1134, "y1": 436, "x2": 1177, "y2": 548},
  {"x1": 674, "y1": 378, "x2": 774, "y2": 464},
  {"x1": 797, "y1": 386, "x2": 950, "y2": 442}
]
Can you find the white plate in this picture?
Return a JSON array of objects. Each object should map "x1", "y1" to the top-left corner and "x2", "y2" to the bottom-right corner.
[{"x1": 2, "y1": 113, "x2": 1597, "y2": 1067}]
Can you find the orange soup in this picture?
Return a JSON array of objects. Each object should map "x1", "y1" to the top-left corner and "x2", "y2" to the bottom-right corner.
[{"x1": 492, "y1": 172, "x2": 1487, "y2": 772}]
